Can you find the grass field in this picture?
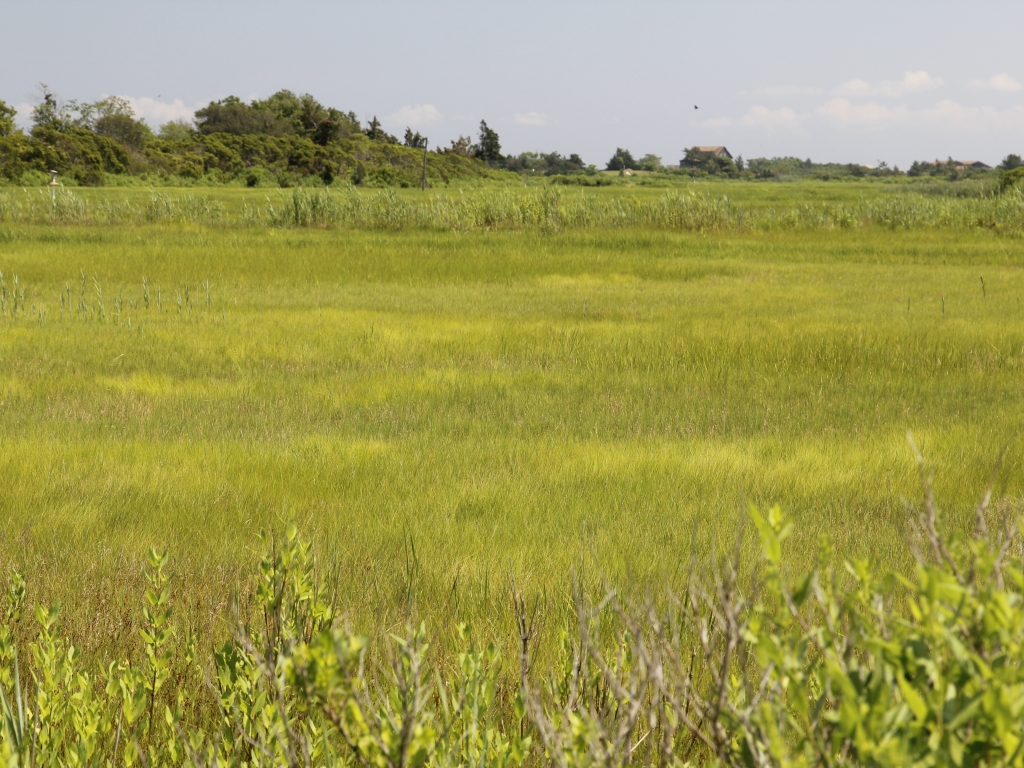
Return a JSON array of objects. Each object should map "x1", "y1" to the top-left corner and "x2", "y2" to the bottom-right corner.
[{"x1": 1, "y1": 186, "x2": 1023, "y2": 669}]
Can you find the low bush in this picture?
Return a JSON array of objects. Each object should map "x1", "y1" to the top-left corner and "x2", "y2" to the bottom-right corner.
[{"x1": 547, "y1": 174, "x2": 614, "y2": 187}]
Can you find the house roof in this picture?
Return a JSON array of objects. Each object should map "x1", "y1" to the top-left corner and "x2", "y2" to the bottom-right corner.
[
  {"x1": 681, "y1": 146, "x2": 734, "y2": 167},
  {"x1": 956, "y1": 160, "x2": 991, "y2": 169}
]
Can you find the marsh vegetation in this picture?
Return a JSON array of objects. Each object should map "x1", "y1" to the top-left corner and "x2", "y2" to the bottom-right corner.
[{"x1": 0, "y1": 184, "x2": 1023, "y2": 764}]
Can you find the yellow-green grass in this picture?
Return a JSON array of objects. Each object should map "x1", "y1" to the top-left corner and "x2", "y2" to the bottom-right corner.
[{"x1": 0, "y1": 219, "x2": 1022, "y2": 663}]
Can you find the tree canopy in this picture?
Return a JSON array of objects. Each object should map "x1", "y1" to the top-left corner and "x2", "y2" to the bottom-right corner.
[
  {"x1": 505, "y1": 151, "x2": 586, "y2": 176},
  {"x1": 364, "y1": 116, "x2": 398, "y2": 144},
  {"x1": 605, "y1": 148, "x2": 638, "y2": 171},
  {"x1": 403, "y1": 128, "x2": 427, "y2": 149},
  {"x1": 0, "y1": 85, "x2": 515, "y2": 187},
  {"x1": 0, "y1": 100, "x2": 16, "y2": 137},
  {"x1": 475, "y1": 120, "x2": 502, "y2": 165},
  {"x1": 194, "y1": 97, "x2": 294, "y2": 137},
  {"x1": 1000, "y1": 154, "x2": 1022, "y2": 171}
]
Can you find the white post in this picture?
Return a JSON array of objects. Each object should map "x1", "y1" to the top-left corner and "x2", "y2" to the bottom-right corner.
[{"x1": 49, "y1": 170, "x2": 58, "y2": 204}]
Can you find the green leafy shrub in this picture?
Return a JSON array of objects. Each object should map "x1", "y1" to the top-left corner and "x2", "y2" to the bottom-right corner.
[
  {"x1": 1001, "y1": 167, "x2": 1024, "y2": 194},
  {"x1": 519, "y1": 455, "x2": 1024, "y2": 767}
]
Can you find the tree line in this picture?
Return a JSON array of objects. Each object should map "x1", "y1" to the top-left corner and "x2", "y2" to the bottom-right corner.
[
  {"x1": 1, "y1": 86, "x2": 1019, "y2": 187},
  {"x1": 0, "y1": 87, "x2": 519, "y2": 187},
  {"x1": 597, "y1": 146, "x2": 1023, "y2": 183},
  {"x1": 672, "y1": 149, "x2": 1022, "y2": 181}
]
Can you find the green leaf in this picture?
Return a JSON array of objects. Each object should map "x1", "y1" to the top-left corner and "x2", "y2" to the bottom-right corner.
[
  {"x1": 946, "y1": 693, "x2": 983, "y2": 732},
  {"x1": 791, "y1": 570, "x2": 815, "y2": 605},
  {"x1": 749, "y1": 503, "x2": 782, "y2": 564},
  {"x1": 948, "y1": 732, "x2": 964, "y2": 767},
  {"x1": 898, "y1": 676, "x2": 928, "y2": 722},
  {"x1": 514, "y1": 691, "x2": 526, "y2": 721}
]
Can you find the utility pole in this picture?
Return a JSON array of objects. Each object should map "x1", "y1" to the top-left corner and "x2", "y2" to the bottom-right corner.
[{"x1": 421, "y1": 140, "x2": 429, "y2": 190}]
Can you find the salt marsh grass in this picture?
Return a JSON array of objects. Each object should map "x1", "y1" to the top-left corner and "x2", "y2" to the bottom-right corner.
[
  {"x1": 3, "y1": 211, "x2": 1024, "y2": 768},
  {"x1": 0, "y1": 214, "x2": 1021, "y2": 678}
]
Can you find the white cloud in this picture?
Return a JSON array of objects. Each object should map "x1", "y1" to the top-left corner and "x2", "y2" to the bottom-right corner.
[
  {"x1": 834, "y1": 71, "x2": 943, "y2": 98},
  {"x1": 741, "y1": 105, "x2": 801, "y2": 129},
  {"x1": 705, "y1": 105, "x2": 803, "y2": 130},
  {"x1": 741, "y1": 85, "x2": 822, "y2": 97},
  {"x1": 818, "y1": 97, "x2": 1024, "y2": 130},
  {"x1": 514, "y1": 111, "x2": 547, "y2": 126},
  {"x1": 12, "y1": 102, "x2": 34, "y2": 128},
  {"x1": 834, "y1": 79, "x2": 874, "y2": 97},
  {"x1": 898, "y1": 70, "x2": 943, "y2": 93},
  {"x1": 917, "y1": 101, "x2": 1024, "y2": 128},
  {"x1": 970, "y1": 73, "x2": 1022, "y2": 92},
  {"x1": 119, "y1": 96, "x2": 197, "y2": 126},
  {"x1": 818, "y1": 98, "x2": 901, "y2": 125},
  {"x1": 385, "y1": 104, "x2": 442, "y2": 128},
  {"x1": 12, "y1": 96, "x2": 197, "y2": 129},
  {"x1": 921, "y1": 99, "x2": 979, "y2": 123}
]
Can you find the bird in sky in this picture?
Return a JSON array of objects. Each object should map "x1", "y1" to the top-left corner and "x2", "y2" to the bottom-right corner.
[{"x1": 694, "y1": 105, "x2": 698, "y2": 109}]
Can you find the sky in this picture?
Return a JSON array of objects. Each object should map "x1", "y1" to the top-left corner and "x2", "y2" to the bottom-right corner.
[{"x1": 3, "y1": 1, "x2": 1023, "y2": 168}]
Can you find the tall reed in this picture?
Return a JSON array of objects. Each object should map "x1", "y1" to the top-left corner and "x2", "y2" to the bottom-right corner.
[{"x1": 2, "y1": 186, "x2": 1023, "y2": 232}]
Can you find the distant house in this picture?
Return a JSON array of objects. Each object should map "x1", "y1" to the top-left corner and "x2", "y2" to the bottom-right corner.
[
  {"x1": 694, "y1": 146, "x2": 733, "y2": 159},
  {"x1": 955, "y1": 160, "x2": 992, "y2": 171},
  {"x1": 680, "y1": 146, "x2": 734, "y2": 169}
]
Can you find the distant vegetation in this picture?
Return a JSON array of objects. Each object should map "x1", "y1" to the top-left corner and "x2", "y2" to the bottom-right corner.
[
  {"x1": 675, "y1": 149, "x2": 1024, "y2": 183},
  {"x1": 0, "y1": 87, "x2": 517, "y2": 188},
  {"x1": 0, "y1": 86, "x2": 1021, "y2": 190}
]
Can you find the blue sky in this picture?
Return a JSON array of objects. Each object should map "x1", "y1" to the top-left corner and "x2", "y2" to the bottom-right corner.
[{"x1": 4, "y1": 1, "x2": 1023, "y2": 167}]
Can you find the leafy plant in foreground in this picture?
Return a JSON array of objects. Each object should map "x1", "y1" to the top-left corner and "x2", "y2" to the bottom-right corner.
[{"x1": 518, "y1": 452, "x2": 1024, "y2": 767}]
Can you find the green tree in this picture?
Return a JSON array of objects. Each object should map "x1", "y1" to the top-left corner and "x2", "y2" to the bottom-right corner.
[
  {"x1": 907, "y1": 160, "x2": 927, "y2": 177},
  {"x1": 403, "y1": 127, "x2": 427, "y2": 149},
  {"x1": 194, "y1": 96, "x2": 293, "y2": 136},
  {"x1": 475, "y1": 120, "x2": 502, "y2": 165},
  {"x1": 504, "y1": 151, "x2": 586, "y2": 176},
  {"x1": 157, "y1": 119, "x2": 197, "y2": 142},
  {"x1": 78, "y1": 96, "x2": 153, "y2": 149},
  {"x1": 638, "y1": 153, "x2": 662, "y2": 171},
  {"x1": 30, "y1": 84, "x2": 74, "y2": 133},
  {"x1": 253, "y1": 90, "x2": 359, "y2": 145},
  {"x1": 0, "y1": 133, "x2": 31, "y2": 179},
  {"x1": 252, "y1": 90, "x2": 306, "y2": 129},
  {"x1": 364, "y1": 116, "x2": 398, "y2": 144},
  {"x1": 606, "y1": 147, "x2": 638, "y2": 171},
  {"x1": 441, "y1": 135, "x2": 474, "y2": 156},
  {"x1": 1000, "y1": 154, "x2": 1022, "y2": 171},
  {"x1": 0, "y1": 100, "x2": 16, "y2": 136}
]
